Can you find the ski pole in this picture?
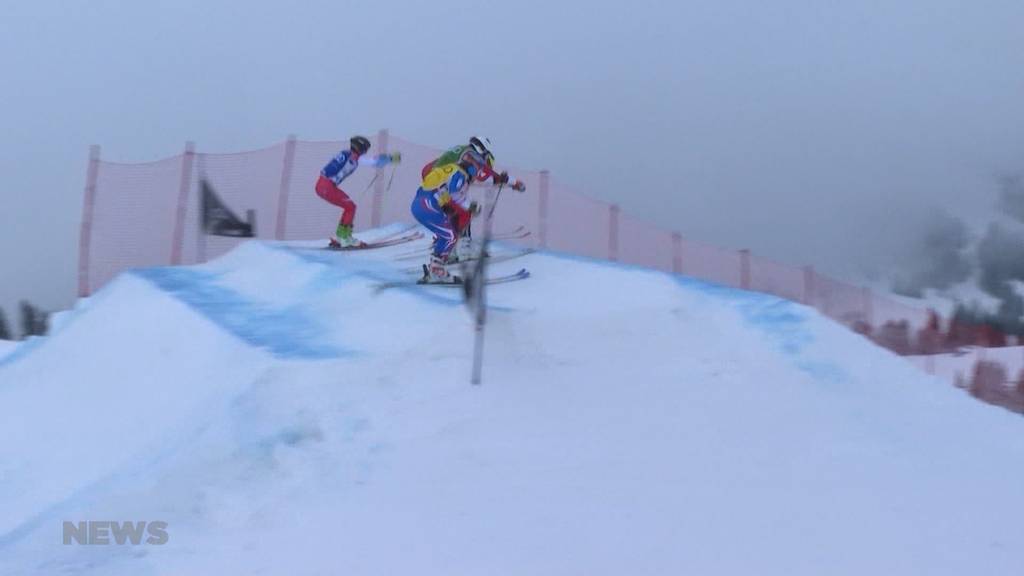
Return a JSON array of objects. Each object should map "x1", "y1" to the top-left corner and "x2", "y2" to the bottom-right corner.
[
  {"x1": 356, "y1": 172, "x2": 380, "y2": 201},
  {"x1": 487, "y1": 182, "x2": 506, "y2": 221},
  {"x1": 385, "y1": 162, "x2": 398, "y2": 193}
]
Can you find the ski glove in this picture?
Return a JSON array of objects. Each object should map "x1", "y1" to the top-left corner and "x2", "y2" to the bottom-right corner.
[
  {"x1": 511, "y1": 179, "x2": 526, "y2": 192},
  {"x1": 389, "y1": 152, "x2": 402, "y2": 164},
  {"x1": 492, "y1": 171, "x2": 510, "y2": 185}
]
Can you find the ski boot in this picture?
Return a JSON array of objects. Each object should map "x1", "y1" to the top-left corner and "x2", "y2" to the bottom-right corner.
[
  {"x1": 419, "y1": 254, "x2": 461, "y2": 284},
  {"x1": 329, "y1": 224, "x2": 364, "y2": 249}
]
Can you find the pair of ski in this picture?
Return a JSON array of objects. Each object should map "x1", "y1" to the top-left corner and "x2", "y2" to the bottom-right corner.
[
  {"x1": 374, "y1": 267, "x2": 530, "y2": 291},
  {"x1": 376, "y1": 224, "x2": 532, "y2": 290},
  {"x1": 318, "y1": 224, "x2": 528, "y2": 253},
  {"x1": 390, "y1": 225, "x2": 531, "y2": 261},
  {"x1": 320, "y1": 226, "x2": 423, "y2": 251},
  {"x1": 300, "y1": 223, "x2": 530, "y2": 290},
  {"x1": 396, "y1": 248, "x2": 534, "y2": 274}
]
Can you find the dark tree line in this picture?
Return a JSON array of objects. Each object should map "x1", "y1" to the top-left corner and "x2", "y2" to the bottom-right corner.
[
  {"x1": 0, "y1": 302, "x2": 49, "y2": 340},
  {"x1": 0, "y1": 308, "x2": 10, "y2": 340}
]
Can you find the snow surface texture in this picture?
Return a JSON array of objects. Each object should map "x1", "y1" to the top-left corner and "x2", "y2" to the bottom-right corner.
[
  {"x1": 0, "y1": 225, "x2": 1022, "y2": 575},
  {"x1": 0, "y1": 339, "x2": 18, "y2": 362}
]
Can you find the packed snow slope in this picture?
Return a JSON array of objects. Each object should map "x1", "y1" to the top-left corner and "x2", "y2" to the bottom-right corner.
[
  {"x1": 0, "y1": 339, "x2": 18, "y2": 362},
  {"x1": 1, "y1": 224, "x2": 1022, "y2": 575}
]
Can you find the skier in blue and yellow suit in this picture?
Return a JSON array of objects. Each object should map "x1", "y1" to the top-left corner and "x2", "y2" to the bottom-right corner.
[
  {"x1": 412, "y1": 149, "x2": 498, "y2": 282},
  {"x1": 413, "y1": 138, "x2": 527, "y2": 282},
  {"x1": 412, "y1": 158, "x2": 478, "y2": 282}
]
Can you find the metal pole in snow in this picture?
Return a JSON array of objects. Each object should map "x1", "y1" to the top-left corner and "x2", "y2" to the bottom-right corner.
[
  {"x1": 470, "y1": 183, "x2": 502, "y2": 385},
  {"x1": 470, "y1": 300, "x2": 486, "y2": 385}
]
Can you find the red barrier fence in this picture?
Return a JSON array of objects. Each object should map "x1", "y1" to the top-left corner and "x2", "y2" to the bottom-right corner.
[
  {"x1": 907, "y1": 346, "x2": 1024, "y2": 415},
  {"x1": 78, "y1": 132, "x2": 931, "y2": 336}
]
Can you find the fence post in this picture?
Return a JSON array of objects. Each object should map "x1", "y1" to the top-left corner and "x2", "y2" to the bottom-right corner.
[
  {"x1": 275, "y1": 135, "x2": 297, "y2": 240},
  {"x1": 371, "y1": 128, "x2": 389, "y2": 229},
  {"x1": 672, "y1": 232, "x2": 683, "y2": 274},
  {"x1": 739, "y1": 249, "x2": 751, "y2": 290},
  {"x1": 77, "y1": 145, "x2": 102, "y2": 297},
  {"x1": 608, "y1": 204, "x2": 620, "y2": 261},
  {"x1": 538, "y1": 169, "x2": 550, "y2": 249},
  {"x1": 802, "y1": 265, "x2": 816, "y2": 306},
  {"x1": 170, "y1": 141, "x2": 196, "y2": 265}
]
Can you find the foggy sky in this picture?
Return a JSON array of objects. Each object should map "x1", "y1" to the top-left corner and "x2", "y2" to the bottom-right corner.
[{"x1": 2, "y1": 0, "x2": 1024, "y2": 324}]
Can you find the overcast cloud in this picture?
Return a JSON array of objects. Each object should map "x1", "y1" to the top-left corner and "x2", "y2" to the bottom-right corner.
[{"x1": 2, "y1": 0, "x2": 1023, "y2": 324}]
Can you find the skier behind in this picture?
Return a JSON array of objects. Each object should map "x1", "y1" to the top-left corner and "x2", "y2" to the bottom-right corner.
[
  {"x1": 419, "y1": 138, "x2": 523, "y2": 262},
  {"x1": 421, "y1": 136, "x2": 496, "y2": 181},
  {"x1": 316, "y1": 135, "x2": 401, "y2": 248},
  {"x1": 411, "y1": 146, "x2": 523, "y2": 282}
]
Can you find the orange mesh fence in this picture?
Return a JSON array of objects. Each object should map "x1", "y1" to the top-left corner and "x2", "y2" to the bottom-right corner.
[{"x1": 79, "y1": 132, "x2": 931, "y2": 342}]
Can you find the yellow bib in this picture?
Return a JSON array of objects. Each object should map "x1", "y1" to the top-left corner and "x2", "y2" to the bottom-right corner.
[{"x1": 422, "y1": 164, "x2": 460, "y2": 191}]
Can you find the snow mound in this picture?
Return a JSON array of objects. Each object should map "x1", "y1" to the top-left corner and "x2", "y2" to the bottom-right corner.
[
  {"x1": 0, "y1": 340, "x2": 18, "y2": 362},
  {"x1": 0, "y1": 227, "x2": 1022, "y2": 575}
]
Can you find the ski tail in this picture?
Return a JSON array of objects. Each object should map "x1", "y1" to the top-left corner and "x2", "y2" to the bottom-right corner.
[{"x1": 326, "y1": 231, "x2": 423, "y2": 251}]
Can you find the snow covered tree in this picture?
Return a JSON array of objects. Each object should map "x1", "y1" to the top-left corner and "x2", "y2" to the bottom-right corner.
[
  {"x1": 19, "y1": 301, "x2": 48, "y2": 339},
  {"x1": 0, "y1": 308, "x2": 11, "y2": 340}
]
